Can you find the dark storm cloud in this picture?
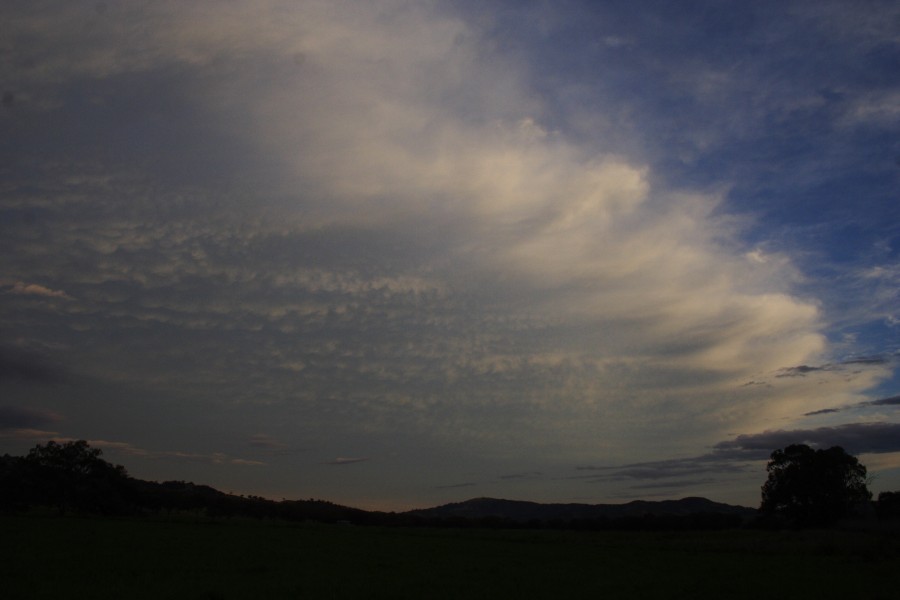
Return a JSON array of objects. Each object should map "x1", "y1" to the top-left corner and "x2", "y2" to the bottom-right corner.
[{"x1": 0, "y1": 406, "x2": 61, "y2": 430}]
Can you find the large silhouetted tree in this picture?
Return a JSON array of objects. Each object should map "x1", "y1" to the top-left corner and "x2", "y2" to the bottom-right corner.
[
  {"x1": 760, "y1": 444, "x2": 870, "y2": 526},
  {"x1": 24, "y1": 440, "x2": 133, "y2": 514}
]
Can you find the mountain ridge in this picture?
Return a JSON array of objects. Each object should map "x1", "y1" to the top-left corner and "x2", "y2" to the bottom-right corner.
[{"x1": 405, "y1": 496, "x2": 757, "y2": 522}]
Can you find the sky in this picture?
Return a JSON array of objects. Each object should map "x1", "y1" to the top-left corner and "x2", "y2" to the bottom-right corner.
[{"x1": 1, "y1": 0, "x2": 899, "y2": 511}]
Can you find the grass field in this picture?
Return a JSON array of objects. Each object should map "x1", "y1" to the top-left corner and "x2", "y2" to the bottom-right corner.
[{"x1": 2, "y1": 514, "x2": 898, "y2": 599}]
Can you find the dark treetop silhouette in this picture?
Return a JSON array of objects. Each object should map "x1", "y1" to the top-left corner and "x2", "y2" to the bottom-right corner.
[{"x1": 760, "y1": 444, "x2": 871, "y2": 526}]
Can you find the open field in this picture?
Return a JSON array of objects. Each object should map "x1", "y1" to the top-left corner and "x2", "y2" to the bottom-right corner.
[{"x1": 2, "y1": 514, "x2": 898, "y2": 599}]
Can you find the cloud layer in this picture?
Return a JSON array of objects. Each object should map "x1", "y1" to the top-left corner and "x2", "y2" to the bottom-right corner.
[{"x1": 2, "y1": 0, "x2": 897, "y2": 508}]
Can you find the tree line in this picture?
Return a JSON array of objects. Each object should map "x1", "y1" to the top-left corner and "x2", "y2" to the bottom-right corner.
[{"x1": 2, "y1": 440, "x2": 899, "y2": 529}]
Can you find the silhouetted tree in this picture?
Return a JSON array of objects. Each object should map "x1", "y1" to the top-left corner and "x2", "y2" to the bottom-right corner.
[
  {"x1": 760, "y1": 444, "x2": 871, "y2": 526},
  {"x1": 24, "y1": 440, "x2": 133, "y2": 514}
]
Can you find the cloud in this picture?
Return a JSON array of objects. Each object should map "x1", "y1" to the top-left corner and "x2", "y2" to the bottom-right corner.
[
  {"x1": 2, "y1": 280, "x2": 73, "y2": 300},
  {"x1": 436, "y1": 482, "x2": 478, "y2": 490},
  {"x1": 580, "y1": 422, "x2": 900, "y2": 486},
  {"x1": 842, "y1": 356, "x2": 890, "y2": 366},
  {"x1": 0, "y1": 347, "x2": 68, "y2": 384},
  {"x1": 773, "y1": 354, "x2": 893, "y2": 380},
  {"x1": 230, "y1": 458, "x2": 267, "y2": 466},
  {"x1": 1, "y1": 0, "x2": 897, "y2": 506},
  {"x1": 498, "y1": 471, "x2": 543, "y2": 481},
  {"x1": 6, "y1": 436, "x2": 266, "y2": 467},
  {"x1": 714, "y1": 422, "x2": 900, "y2": 457},
  {"x1": 0, "y1": 0, "x2": 860, "y2": 457},
  {"x1": 325, "y1": 457, "x2": 369, "y2": 466},
  {"x1": 247, "y1": 434, "x2": 289, "y2": 451},
  {"x1": 576, "y1": 455, "x2": 748, "y2": 484},
  {"x1": 803, "y1": 393, "x2": 900, "y2": 416},
  {"x1": 803, "y1": 408, "x2": 842, "y2": 416},
  {"x1": 0, "y1": 428, "x2": 60, "y2": 440},
  {"x1": 869, "y1": 395, "x2": 900, "y2": 407},
  {"x1": 0, "y1": 406, "x2": 61, "y2": 430},
  {"x1": 777, "y1": 365, "x2": 825, "y2": 377}
]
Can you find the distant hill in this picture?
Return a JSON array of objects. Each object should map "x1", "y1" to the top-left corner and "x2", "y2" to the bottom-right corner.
[
  {"x1": 405, "y1": 497, "x2": 757, "y2": 522},
  {"x1": 3, "y1": 440, "x2": 760, "y2": 529}
]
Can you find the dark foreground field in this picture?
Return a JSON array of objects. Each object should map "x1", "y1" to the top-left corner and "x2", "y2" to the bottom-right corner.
[{"x1": 2, "y1": 515, "x2": 898, "y2": 599}]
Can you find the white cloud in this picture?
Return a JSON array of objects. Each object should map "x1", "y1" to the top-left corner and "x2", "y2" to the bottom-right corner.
[
  {"x1": 3, "y1": 0, "x2": 894, "y2": 498},
  {"x1": 2, "y1": 280, "x2": 72, "y2": 300},
  {"x1": 845, "y1": 91, "x2": 900, "y2": 127}
]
